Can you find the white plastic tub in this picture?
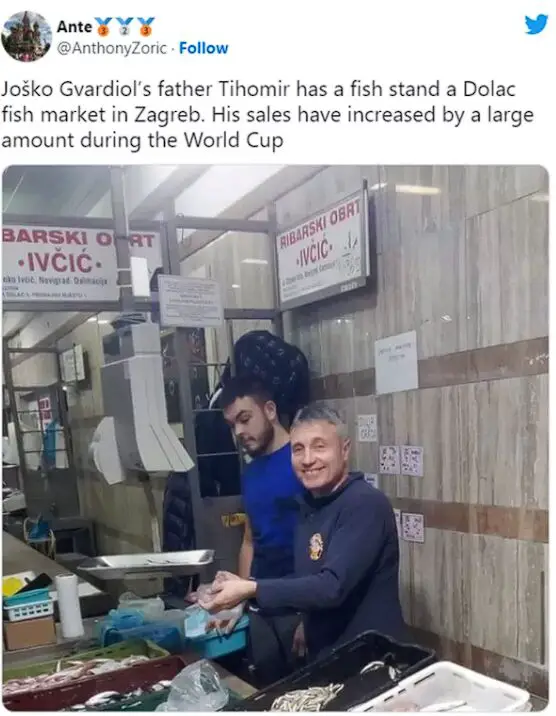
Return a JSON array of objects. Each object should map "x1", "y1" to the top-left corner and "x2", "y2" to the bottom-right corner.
[{"x1": 350, "y1": 661, "x2": 531, "y2": 712}]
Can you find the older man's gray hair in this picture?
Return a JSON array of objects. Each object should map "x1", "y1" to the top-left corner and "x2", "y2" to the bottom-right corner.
[{"x1": 292, "y1": 404, "x2": 349, "y2": 439}]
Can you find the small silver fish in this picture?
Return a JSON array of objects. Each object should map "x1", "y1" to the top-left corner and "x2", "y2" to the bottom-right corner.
[
  {"x1": 85, "y1": 691, "x2": 121, "y2": 707},
  {"x1": 271, "y1": 684, "x2": 344, "y2": 712}
]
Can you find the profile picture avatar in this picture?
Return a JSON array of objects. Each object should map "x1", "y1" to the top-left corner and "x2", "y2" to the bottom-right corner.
[{"x1": 2, "y1": 10, "x2": 52, "y2": 62}]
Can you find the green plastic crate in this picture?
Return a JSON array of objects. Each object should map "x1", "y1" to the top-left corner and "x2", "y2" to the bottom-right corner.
[
  {"x1": 88, "y1": 690, "x2": 170, "y2": 711},
  {"x1": 90, "y1": 688, "x2": 243, "y2": 711},
  {"x1": 3, "y1": 639, "x2": 169, "y2": 682}
]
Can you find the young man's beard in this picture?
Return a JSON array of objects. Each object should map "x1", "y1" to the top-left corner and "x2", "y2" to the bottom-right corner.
[{"x1": 243, "y1": 420, "x2": 275, "y2": 457}]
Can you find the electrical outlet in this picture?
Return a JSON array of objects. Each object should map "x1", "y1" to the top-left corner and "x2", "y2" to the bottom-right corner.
[
  {"x1": 393, "y1": 508, "x2": 402, "y2": 536},
  {"x1": 380, "y1": 445, "x2": 400, "y2": 475},
  {"x1": 402, "y1": 512, "x2": 425, "y2": 543},
  {"x1": 401, "y1": 446, "x2": 424, "y2": 477},
  {"x1": 364, "y1": 473, "x2": 378, "y2": 488},
  {"x1": 357, "y1": 414, "x2": 377, "y2": 443}
]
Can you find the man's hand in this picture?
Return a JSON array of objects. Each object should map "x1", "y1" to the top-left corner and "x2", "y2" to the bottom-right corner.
[
  {"x1": 185, "y1": 589, "x2": 200, "y2": 604},
  {"x1": 206, "y1": 602, "x2": 245, "y2": 635},
  {"x1": 187, "y1": 572, "x2": 238, "y2": 604},
  {"x1": 292, "y1": 621, "x2": 307, "y2": 658},
  {"x1": 199, "y1": 578, "x2": 256, "y2": 613},
  {"x1": 187, "y1": 573, "x2": 247, "y2": 634},
  {"x1": 213, "y1": 570, "x2": 242, "y2": 584}
]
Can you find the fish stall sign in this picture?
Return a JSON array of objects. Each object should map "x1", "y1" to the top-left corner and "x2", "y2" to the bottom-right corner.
[
  {"x1": 276, "y1": 187, "x2": 371, "y2": 310},
  {"x1": 2, "y1": 225, "x2": 162, "y2": 303}
]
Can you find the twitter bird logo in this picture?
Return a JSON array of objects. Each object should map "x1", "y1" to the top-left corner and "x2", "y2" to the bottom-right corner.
[{"x1": 525, "y1": 14, "x2": 548, "y2": 34}]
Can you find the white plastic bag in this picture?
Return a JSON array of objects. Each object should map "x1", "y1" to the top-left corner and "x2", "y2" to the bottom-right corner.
[
  {"x1": 164, "y1": 660, "x2": 229, "y2": 711},
  {"x1": 196, "y1": 583, "x2": 244, "y2": 623},
  {"x1": 118, "y1": 592, "x2": 165, "y2": 621}
]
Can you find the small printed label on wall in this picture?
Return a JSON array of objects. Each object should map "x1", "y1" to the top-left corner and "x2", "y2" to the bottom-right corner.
[
  {"x1": 379, "y1": 445, "x2": 400, "y2": 475},
  {"x1": 393, "y1": 508, "x2": 402, "y2": 536},
  {"x1": 357, "y1": 414, "x2": 378, "y2": 443},
  {"x1": 402, "y1": 512, "x2": 425, "y2": 543},
  {"x1": 364, "y1": 473, "x2": 379, "y2": 488},
  {"x1": 401, "y1": 446, "x2": 424, "y2": 477}
]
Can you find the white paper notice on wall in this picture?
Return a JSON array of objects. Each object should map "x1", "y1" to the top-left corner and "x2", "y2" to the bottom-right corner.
[
  {"x1": 364, "y1": 473, "x2": 379, "y2": 488},
  {"x1": 357, "y1": 414, "x2": 377, "y2": 443},
  {"x1": 393, "y1": 508, "x2": 402, "y2": 536},
  {"x1": 401, "y1": 446, "x2": 424, "y2": 477},
  {"x1": 402, "y1": 513, "x2": 425, "y2": 543},
  {"x1": 374, "y1": 330, "x2": 419, "y2": 395},
  {"x1": 158, "y1": 275, "x2": 224, "y2": 328},
  {"x1": 379, "y1": 446, "x2": 400, "y2": 475}
]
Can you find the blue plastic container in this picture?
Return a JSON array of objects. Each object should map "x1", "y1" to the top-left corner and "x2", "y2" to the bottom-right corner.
[
  {"x1": 96, "y1": 609, "x2": 145, "y2": 644},
  {"x1": 101, "y1": 623, "x2": 183, "y2": 654},
  {"x1": 4, "y1": 588, "x2": 50, "y2": 608},
  {"x1": 186, "y1": 614, "x2": 249, "y2": 659}
]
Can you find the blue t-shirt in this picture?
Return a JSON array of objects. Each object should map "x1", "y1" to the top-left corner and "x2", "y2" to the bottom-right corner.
[{"x1": 242, "y1": 442, "x2": 303, "y2": 580}]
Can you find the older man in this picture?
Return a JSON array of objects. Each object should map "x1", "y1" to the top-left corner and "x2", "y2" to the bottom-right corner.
[{"x1": 201, "y1": 405, "x2": 406, "y2": 661}]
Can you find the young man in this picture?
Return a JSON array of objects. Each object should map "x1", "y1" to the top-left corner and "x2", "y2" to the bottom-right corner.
[
  {"x1": 201, "y1": 404, "x2": 407, "y2": 661},
  {"x1": 216, "y1": 377, "x2": 306, "y2": 686}
]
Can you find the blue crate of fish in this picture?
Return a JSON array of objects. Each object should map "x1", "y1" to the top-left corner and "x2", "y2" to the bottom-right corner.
[{"x1": 185, "y1": 614, "x2": 249, "y2": 659}]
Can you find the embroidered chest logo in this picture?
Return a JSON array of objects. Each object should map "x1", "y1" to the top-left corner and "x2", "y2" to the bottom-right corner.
[{"x1": 309, "y1": 532, "x2": 324, "y2": 561}]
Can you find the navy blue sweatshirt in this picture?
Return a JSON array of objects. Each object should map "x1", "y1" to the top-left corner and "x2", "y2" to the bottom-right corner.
[{"x1": 255, "y1": 472, "x2": 406, "y2": 658}]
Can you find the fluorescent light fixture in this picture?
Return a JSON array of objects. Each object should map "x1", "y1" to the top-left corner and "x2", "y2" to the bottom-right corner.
[
  {"x1": 98, "y1": 320, "x2": 110, "y2": 325},
  {"x1": 87, "y1": 317, "x2": 97, "y2": 323},
  {"x1": 232, "y1": 284, "x2": 241, "y2": 289},
  {"x1": 369, "y1": 183, "x2": 441, "y2": 195},
  {"x1": 241, "y1": 258, "x2": 268, "y2": 265},
  {"x1": 395, "y1": 185, "x2": 441, "y2": 195}
]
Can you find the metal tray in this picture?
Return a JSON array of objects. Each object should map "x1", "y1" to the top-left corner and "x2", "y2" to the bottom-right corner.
[{"x1": 78, "y1": 550, "x2": 214, "y2": 580}]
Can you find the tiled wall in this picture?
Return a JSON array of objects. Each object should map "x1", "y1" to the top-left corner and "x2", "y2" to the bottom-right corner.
[{"x1": 275, "y1": 165, "x2": 549, "y2": 696}]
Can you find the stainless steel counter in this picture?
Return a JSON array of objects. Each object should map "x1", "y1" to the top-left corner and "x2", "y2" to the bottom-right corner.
[{"x1": 2, "y1": 531, "x2": 116, "y2": 618}]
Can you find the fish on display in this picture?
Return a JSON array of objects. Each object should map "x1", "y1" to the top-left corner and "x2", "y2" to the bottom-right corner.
[
  {"x1": 63, "y1": 680, "x2": 175, "y2": 711},
  {"x1": 271, "y1": 684, "x2": 344, "y2": 712},
  {"x1": 3, "y1": 656, "x2": 151, "y2": 697}
]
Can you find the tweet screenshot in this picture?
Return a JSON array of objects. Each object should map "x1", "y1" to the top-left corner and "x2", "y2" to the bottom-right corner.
[{"x1": 0, "y1": 1, "x2": 552, "y2": 712}]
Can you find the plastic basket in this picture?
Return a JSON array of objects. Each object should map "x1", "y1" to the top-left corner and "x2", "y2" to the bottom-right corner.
[
  {"x1": 352, "y1": 661, "x2": 531, "y2": 713},
  {"x1": 187, "y1": 614, "x2": 249, "y2": 659},
  {"x1": 101, "y1": 623, "x2": 183, "y2": 655},
  {"x1": 4, "y1": 654, "x2": 197, "y2": 712},
  {"x1": 91, "y1": 689, "x2": 171, "y2": 712},
  {"x1": 2, "y1": 638, "x2": 169, "y2": 682},
  {"x1": 92, "y1": 686, "x2": 245, "y2": 712},
  {"x1": 226, "y1": 630, "x2": 436, "y2": 711},
  {"x1": 4, "y1": 587, "x2": 50, "y2": 607},
  {"x1": 5, "y1": 598, "x2": 54, "y2": 622}
]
